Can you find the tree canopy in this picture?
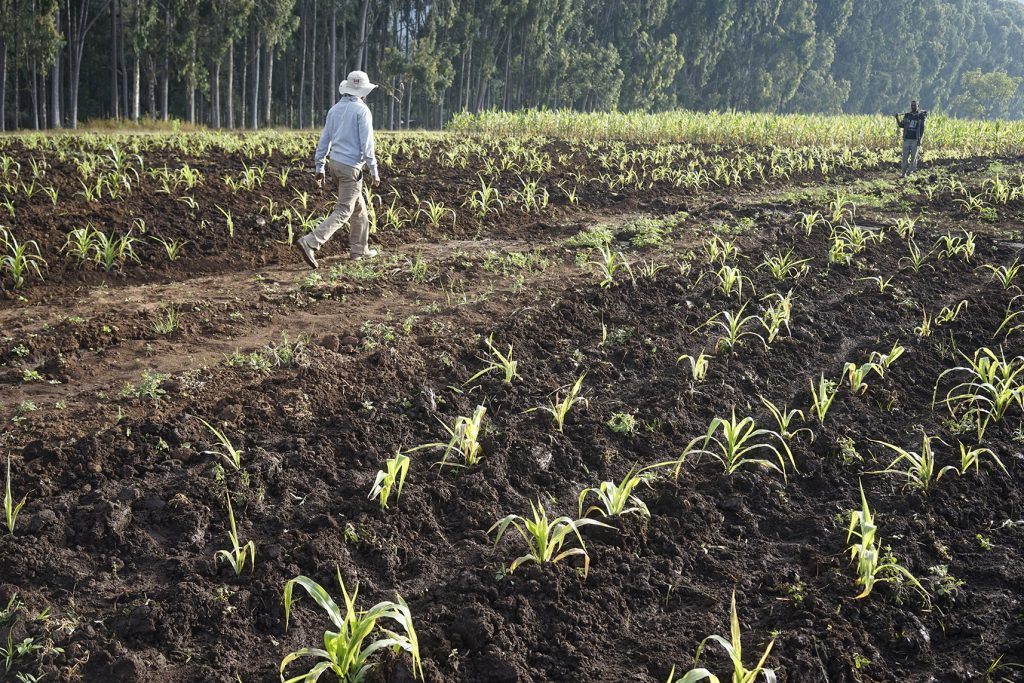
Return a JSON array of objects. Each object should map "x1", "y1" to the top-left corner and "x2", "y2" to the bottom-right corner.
[{"x1": 2, "y1": 0, "x2": 1023, "y2": 131}]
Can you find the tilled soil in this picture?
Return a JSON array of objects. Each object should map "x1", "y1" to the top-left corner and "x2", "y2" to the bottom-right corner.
[{"x1": 1, "y1": 134, "x2": 1023, "y2": 683}]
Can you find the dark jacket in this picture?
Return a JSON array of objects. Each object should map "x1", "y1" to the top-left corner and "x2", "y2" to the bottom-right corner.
[{"x1": 896, "y1": 111, "x2": 927, "y2": 141}]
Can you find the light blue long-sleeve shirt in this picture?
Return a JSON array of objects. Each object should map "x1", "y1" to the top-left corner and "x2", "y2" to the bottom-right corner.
[{"x1": 313, "y1": 95, "x2": 379, "y2": 179}]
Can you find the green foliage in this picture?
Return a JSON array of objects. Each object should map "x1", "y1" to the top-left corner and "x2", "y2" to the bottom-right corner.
[
  {"x1": 281, "y1": 570, "x2": 422, "y2": 683},
  {"x1": 954, "y1": 70, "x2": 1022, "y2": 120}
]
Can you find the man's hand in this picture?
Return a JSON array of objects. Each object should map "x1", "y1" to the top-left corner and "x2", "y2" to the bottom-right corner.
[
  {"x1": 370, "y1": 175, "x2": 381, "y2": 188},
  {"x1": 316, "y1": 171, "x2": 326, "y2": 188}
]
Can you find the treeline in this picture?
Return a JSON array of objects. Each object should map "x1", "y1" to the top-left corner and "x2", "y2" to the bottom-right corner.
[{"x1": 2, "y1": 0, "x2": 1023, "y2": 133}]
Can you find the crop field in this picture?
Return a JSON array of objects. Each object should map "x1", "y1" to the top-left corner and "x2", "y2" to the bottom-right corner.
[{"x1": 1, "y1": 115, "x2": 1024, "y2": 682}]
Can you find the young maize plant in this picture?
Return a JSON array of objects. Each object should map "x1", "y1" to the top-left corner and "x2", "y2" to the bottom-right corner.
[
  {"x1": 578, "y1": 465, "x2": 656, "y2": 520},
  {"x1": 995, "y1": 295, "x2": 1024, "y2": 339},
  {"x1": 704, "y1": 236, "x2": 738, "y2": 264},
  {"x1": 4, "y1": 456, "x2": 27, "y2": 535},
  {"x1": 843, "y1": 361, "x2": 882, "y2": 395},
  {"x1": 0, "y1": 229, "x2": 46, "y2": 290},
  {"x1": 795, "y1": 210, "x2": 824, "y2": 236},
  {"x1": 467, "y1": 175, "x2": 504, "y2": 216},
  {"x1": 369, "y1": 450, "x2": 410, "y2": 510},
  {"x1": 935, "y1": 300, "x2": 968, "y2": 327},
  {"x1": 935, "y1": 230, "x2": 977, "y2": 262},
  {"x1": 760, "y1": 291, "x2": 793, "y2": 344},
  {"x1": 678, "y1": 352, "x2": 711, "y2": 383},
  {"x1": 869, "y1": 430, "x2": 944, "y2": 493},
  {"x1": 195, "y1": 416, "x2": 244, "y2": 470},
  {"x1": 465, "y1": 336, "x2": 519, "y2": 385},
  {"x1": 589, "y1": 240, "x2": 633, "y2": 287},
  {"x1": 537, "y1": 374, "x2": 587, "y2": 432},
  {"x1": 708, "y1": 304, "x2": 767, "y2": 353},
  {"x1": 151, "y1": 235, "x2": 188, "y2": 261},
  {"x1": 932, "y1": 347, "x2": 1024, "y2": 439},
  {"x1": 847, "y1": 482, "x2": 930, "y2": 603},
  {"x1": 216, "y1": 205, "x2": 236, "y2": 238},
  {"x1": 827, "y1": 235, "x2": 854, "y2": 266},
  {"x1": 858, "y1": 275, "x2": 893, "y2": 293},
  {"x1": 488, "y1": 500, "x2": 610, "y2": 578},
  {"x1": 92, "y1": 229, "x2": 140, "y2": 273},
  {"x1": 809, "y1": 374, "x2": 838, "y2": 423},
  {"x1": 982, "y1": 259, "x2": 1022, "y2": 291},
  {"x1": 758, "y1": 248, "x2": 811, "y2": 281},
  {"x1": 869, "y1": 342, "x2": 906, "y2": 377},
  {"x1": 714, "y1": 264, "x2": 752, "y2": 299},
  {"x1": 892, "y1": 216, "x2": 918, "y2": 240},
  {"x1": 214, "y1": 492, "x2": 256, "y2": 575},
  {"x1": 696, "y1": 408, "x2": 793, "y2": 480},
  {"x1": 427, "y1": 405, "x2": 487, "y2": 469},
  {"x1": 900, "y1": 239, "x2": 933, "y2": 273},
  {"x1": 914, "y1": 310, "x2": 933, "y2": 338},
  {"x1": 281, "y1": 570, "x2": 422, "y2": 683},
  {"x1": 937, "y1": 442, "x2": 1007, "y2": 479},
  {"x1": 829, "y1": 191, "x2": 856, "y2": 224},
  {"x1": 666, "y1": 591, "x2": 777, "y2": 683},
  {"x1": 759, "y1": 396, "x2": 813, "y2": 444},
  {"x1": 416, "y1": 199, "x2": 456, "y2": 229}
]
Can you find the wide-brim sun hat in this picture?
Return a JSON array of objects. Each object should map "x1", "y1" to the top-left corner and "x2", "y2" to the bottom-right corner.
[{"x1": 339, "y1": 70, "x2": 376, "y2": 97}]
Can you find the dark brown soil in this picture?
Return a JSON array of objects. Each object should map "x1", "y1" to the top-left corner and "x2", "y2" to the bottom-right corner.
[{"x1": 1, "y1": 133, "x2": 1023, "y2": 683}]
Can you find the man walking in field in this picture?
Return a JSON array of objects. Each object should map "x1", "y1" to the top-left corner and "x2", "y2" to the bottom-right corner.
[
  {"x1": 297, "y1": 70, "x2": 381, "y2": 269},
  {"x1": 894, "y1": 100, "x2": 927, "y2": 178}
]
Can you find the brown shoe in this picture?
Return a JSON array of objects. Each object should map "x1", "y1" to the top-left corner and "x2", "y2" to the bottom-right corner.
[{"x1": 297, "y1": 237, "x2": 319, "y2": 269}]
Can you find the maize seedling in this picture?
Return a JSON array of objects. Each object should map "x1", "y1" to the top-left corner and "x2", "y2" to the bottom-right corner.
[
  {"x1": 937, "y1": 442, "x2": 1007, "y2": 479},
  {"x1": 489, "y1": 500, "x2": 610, "y2": 577},
  {"x1": 281, "y1": 569, "x2": 422, "y2": 683},
  {"x1": 4, "y1": 456, "x2": 27, "y2": 535},
  {"x1": 536, "y1": 374, "x2": 587, "y2": 432},
  {"x1": 868, "y1": 430, "x2": 945, "y2": 493},
  {"x1": 678, "y1": 352, "x2": 711, "y2": 383},
  {"x1": 369, "y1": 450, "x2": 410, "y2": 510},
  {"x1": 667, "y1": 591, "x2": 776, "y2": 683},
  {"x1": 578, "y1": 465, "x2": 656, "y2": 519},
  {"x1": 214, "y1": 492, "x2": 255, "y2": 575},
  {"x1": 697, "y1": 408, "x2": 792, "y2": 481},
  {"x1": 418, "y1": 405, "x2": 487, "y2": 469},
  {"x1": 465, "y1": 335, "x2": 519, "y2": 385},
  {"x1": 195, "y1": 416, "x2": 244, "y2": 470},
  {"x1": 809, "y1": 374, "x2": 838, "y2": 423},
  {"x1": 847, "y1": 482, "x2": 930, "y2": 603}
]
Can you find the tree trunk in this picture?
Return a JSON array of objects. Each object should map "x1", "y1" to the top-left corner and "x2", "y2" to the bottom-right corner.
[
  {"x1": 356, "y1": 0, "x2": 369, "y2": 71},
  {"x1": 330, "y1": 2, "x2": 337, "y2": 102},
  {"x1": 1, "y1": 39, "x2": 7, "y2": 132},
  {"x1": 111, "y1": 0, "x2": 119, "y2": 119},
  {"x1": 309, "y1": 0, "x2": 317, "y2": 127},
  {"x1": 227, "y1": 41, "x2": 234, "y2": 128},
  {"x1": 298, "y1": 11, "x2": 306, "y2": 127},
  {"x1": 31, "y1": 58, "x2": 40, "y2": 130},
  {"x1": 264, "y1": 46, "x2": 273, "y2": 128},
  {"x1": 212, "y1": 57, "x2": 221, "y2": 128},
  {"x1": 188, "y1": 39, "x2": 197, "y2": 124},
  {"x1": 161, "y1": 3, "x2": 170, "y2": 121},
  {"x1": 51, "y1": 10, "x2": 62, "y2": 127},
  {"x1": 241, "y1": 34, "x2": 248, "y2": 127},
  {"x1": 119, "y1": 4, "x2": 129, "y2": 119},
  {"x1": 251, "y1": 31, "x2": 260, "y2": 130},
  {"x1": 161, "y1": 51, "x2": 169, "y2": 120},
  {"x1": 147, "y1": 57, "x2": 156, "y2": 118},
  {"x1": 131, "y1": 54, "x2": 139, "y2": 122}
]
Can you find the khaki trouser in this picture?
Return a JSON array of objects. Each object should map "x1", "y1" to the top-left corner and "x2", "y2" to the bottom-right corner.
[
  {"x1": 901, "y1": 139, "x2": 920, "y2": 176},
  {"x1": 306, "y1": 160, "x2": 370, "y2": 256}
]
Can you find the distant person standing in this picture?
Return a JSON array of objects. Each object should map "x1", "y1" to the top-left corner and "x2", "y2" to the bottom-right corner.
[
  {"x1": 297, "y1": 70, "x2": 381, "y2": 269},
  {"x1": 894, "y1": 100, "x2": 928, "y2": 178}
]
